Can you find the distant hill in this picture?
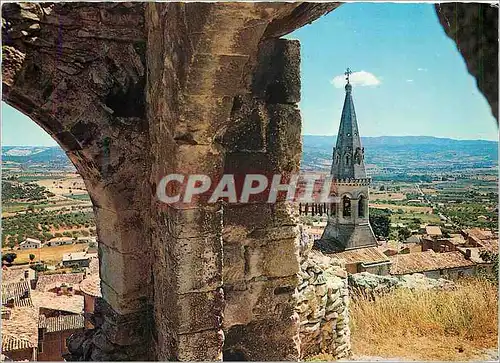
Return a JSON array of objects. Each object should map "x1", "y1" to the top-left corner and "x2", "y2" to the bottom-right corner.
[
  {"x1": 303, "y1": 135, "x2": 498, "y2": 149},
  {"x1": 2, "y1": 136, "x2": 498, "y2": 174},
  {"x1": 302, "y1": 135, "x2": 498, "y2": 173},
  {"x1": 2, "y1": 146, "x2": 73, "y2": 171},
  {"x1": 2, "y1": 146, "x2": 66, "y2": 161}
]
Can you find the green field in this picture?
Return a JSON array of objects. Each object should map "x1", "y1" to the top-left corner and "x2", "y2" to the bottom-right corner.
[{"x1": 64, "y1": 193, "x2": 91, "y2": 201}]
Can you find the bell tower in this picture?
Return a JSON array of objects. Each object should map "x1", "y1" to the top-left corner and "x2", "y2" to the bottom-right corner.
[{"x1": 314, "y1": 68, "x2": 378, "y2": 252}]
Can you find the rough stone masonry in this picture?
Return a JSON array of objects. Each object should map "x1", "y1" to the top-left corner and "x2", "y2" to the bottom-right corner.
[{"x1": 2, "y1": 2, "x2": 497, "y2": 361}]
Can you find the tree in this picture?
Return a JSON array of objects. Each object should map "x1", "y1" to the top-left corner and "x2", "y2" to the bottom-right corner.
[
  {"x1": 369, "y1": 209, "x2": 391, "y2": 238},
  {"x1": 479, "y1": 250, "x2": 498, "y2": 284},
  {"x1": 30, "y1": 263, "x2": 47, "y2": 273},
  {"x1": 397, "y1": 227, "x2": 412, "y2": 242},
  {"x1": 2, "y1": 253, "x2": 17, "y2": 265},
  {"x1": 29, "y1": 254, "x2": 36, "y2": 263}
]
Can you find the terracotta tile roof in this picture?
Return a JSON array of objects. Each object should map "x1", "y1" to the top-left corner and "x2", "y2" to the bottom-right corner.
[
  {"x1": 447, "y1": 235, "x2": 466, "y2": 246},
  {"x1": 2, "y1": 281, "x2": 33, "y2": 308},
  {"x1": 465, "y1": 228, "x2": 494, "y2": 240},
  {"x1": 1, "y1": 267, "x2": 35, "y2": 283},
  {"x1": 1, "y1": 305, "x2": 38, "y2": 350},
  {"x1": 31, "y1": 291, "x2": 84, "y2": 314},
  {"x1": 35, "y1": 273, "x2": 84, "y2": 292},
  {"x1": 425, "y1": 226, "x2": 442, "y2": 236},
  {"x1": 477, "y1": 239, "x2": 498, "y2": 252},
  {"x1": 43, "y1": 314, "x2": 84, "y2": 333},
  {"x1": 333, "y1": 246, "x2": 390, "y2": 265},
  {"x1": 79, "y1": 275, "x2": 102, "y2": 298},
  {"x1": 389, "y1": 250, "x2": 475, "y2": 275},
  {"x1": 87, "y1": 258, "x2": 99, "y2": 275},
  {"x1": 1, "y1": 334, "x2": 34, "y2": 352},
  {"x1": 38, "y1": 314, "x2": 47, "y2": 328}
]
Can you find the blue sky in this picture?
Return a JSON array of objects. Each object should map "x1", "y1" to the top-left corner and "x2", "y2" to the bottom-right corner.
[{"x1": 2, "y1": 2, "x2": 498, "y2": 146}]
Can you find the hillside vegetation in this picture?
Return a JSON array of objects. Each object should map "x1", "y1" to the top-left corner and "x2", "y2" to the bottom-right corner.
[{"x1": 349, "y1": 278, "x2": 498, "y2": 361}]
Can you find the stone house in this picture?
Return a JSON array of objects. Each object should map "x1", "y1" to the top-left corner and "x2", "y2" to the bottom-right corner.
[
  {"x1": 19, "y1": 237, "x2": 42, "y2": 250},
  {"x1": 48, "y1": 237, "x2": 74, "y2": 246},
  {"x1": 389, "y1": 250, "x2": 476, "y2": 279},
  {"x1": 35, "y1": 273, "x2": 85, "y2": 293},
  {"x1": 62, "y1": 252, "x2": 90, "y2": 268},
  {"x1": 1, "y1": 334, "x2": 36, "y2": 361},
  {"x1": 422, "y1": 237, "x2": 459, "y2": 253},
  {"x1": 399, "y1": 242, "x2": 422, "y2": 254},
  {"x1": 425, "y1": 225, "x2": 442, "y2": 238},
  {"x1": 37, "y1": 314, "x2": 85, "y2": 361},
  {"x1": 76, "y1": 236, "x2": 97, "y2": 244},
  {"x1": 1, "y1": 304, "x2": 38, "y2": 361},
  {"x1": 334, "y1": 247, "x2": 392, "y2": 275}
]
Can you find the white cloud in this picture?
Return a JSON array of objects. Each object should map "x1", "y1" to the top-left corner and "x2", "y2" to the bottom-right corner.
[
  {"x1": 406, "y1": 79, "x2": 414, "y2": 83},
  {"x1": 417, "y1": 68, "x2": 427, "y2": 72},
  {"x1": 330, "y1": 70, "x2": 381, "y2": 88}
]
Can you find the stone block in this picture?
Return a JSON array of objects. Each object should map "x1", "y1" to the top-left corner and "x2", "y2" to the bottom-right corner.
[
  {"x1": 99, "y1": 244, "x2": 151, "y2": 297},
  {"x1": 186, "y1": 53, "x2": 248, "y2": 96},
  {"x1": 158, "y1": 204, "x2": 222, "y2": 239},
  {"x1": 223, "y1": 243, "x2": 246, "y2": 284},
  {"x1": 224, "y1": 275, "x2": 298, "y2": 328},
  {"x1": 223, "y1": 202, "x2": 296, "y2": 235},
  {"x1": 180, "y1": 95, "x2": 234, "y2": 145},
  {"x1": 164, "y1": 234, "x2": 223, "y2": 294},
  {"x1": 266, "y1": 103, "x2": 302, "y2": 173},
  {"x1": 224, "y1": 318, "x2": 300, "y2": 361},
  {"x1": 99, "y1": 281, "x2": 150, "y2": 318},
  {"x1": 252, "y1": 38, "x2": 301, "y2": 104},
  {"x1": 188, "y1": 22, "x2": 268, "y2": 55},
  {"x1": 95, "y1": 207, "x2": 150, "y2": 254},
  {"x1": 223, "y1": 95, "x2": 268, "y2": 153},
  {"x1": 100, "y1": 312, "x2": 152, "y2": 348},
  {"x1": 174, "y1": 143, "x2": 224, "y2": 174},
  {"x1": 177, "y1": 329, "x2": 224, "y2": 361},
  {"x1": 246, "y1": 237, "x2": 300, "y2": 279},
  {"x1": 177, "y1": 289, "x2": 224, "y2": 334}
]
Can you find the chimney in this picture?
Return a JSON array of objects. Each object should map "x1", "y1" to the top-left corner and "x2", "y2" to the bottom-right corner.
[{"x1": 465, "y1": 249, "x2": 471, "y2": 259}]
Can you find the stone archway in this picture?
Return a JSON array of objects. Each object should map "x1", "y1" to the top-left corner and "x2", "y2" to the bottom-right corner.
[{"x1": 2, "y1": 2, "x2": 497, "y2": 361}]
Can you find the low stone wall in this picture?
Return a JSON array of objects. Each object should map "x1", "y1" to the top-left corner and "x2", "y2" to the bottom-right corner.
[
  {"x1": 349, "y1": 271, "x2": 456, "y2": 299},
  {"x1": 295, "y1": 250, "x2": 351, "y2": 359}
]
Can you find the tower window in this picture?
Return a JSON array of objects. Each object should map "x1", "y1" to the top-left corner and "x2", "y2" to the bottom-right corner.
[
  {"x1": 345, "y1": 154, "x2": 350, "y2": 165},
  {"x1": 358, "y1": 195, "x2": 366, "y2": 218},
  {"x1": 342, "y1": 196, "x2": 351, "y2": 217},
  {"x1": 329, "y1": 203, "x2": 336, "y2": 216}
]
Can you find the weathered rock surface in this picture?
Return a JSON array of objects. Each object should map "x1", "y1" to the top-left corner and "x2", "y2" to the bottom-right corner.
[
  {"x1": 435, "y1": 3, "x2": 498, "y2": 121},
  {"x1": 296, "y1": 250, "x2": 351, "y2": 360}
]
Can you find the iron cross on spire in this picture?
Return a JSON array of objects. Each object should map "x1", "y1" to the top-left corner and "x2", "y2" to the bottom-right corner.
[{"x1": 345, "y1": 67, "x2": 352, "y2": 84}]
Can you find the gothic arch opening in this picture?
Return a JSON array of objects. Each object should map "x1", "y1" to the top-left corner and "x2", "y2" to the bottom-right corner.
[
  {"x1": 1, "y1": 103, "x2": 103, "y2": 360},
  {"x1": 342, "y1": 195, "x2": 351, "y2": 218},
  {"x1": 358, "y1": 195, "x2": 366, "y2": 218}
]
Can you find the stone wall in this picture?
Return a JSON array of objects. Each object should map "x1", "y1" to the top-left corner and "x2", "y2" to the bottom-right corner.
[
  {"x1": 296, "y1": 250, "x2": 351, "y2": 359},
  {"x1": 221, "y1": 38, "x2": 303, "y2": 361}
]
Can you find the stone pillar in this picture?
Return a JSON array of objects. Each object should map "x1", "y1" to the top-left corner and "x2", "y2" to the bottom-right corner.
[
  {"x1": 221, "y1": 39, "x2": 303, "y2": 361},
  {"x1": 145, "y1": 3, "x2": 273, "y2": 360}
]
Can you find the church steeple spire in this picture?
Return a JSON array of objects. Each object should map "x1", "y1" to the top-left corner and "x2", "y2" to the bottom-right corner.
[{"x1": 330, "y1": 68, "x2": 367, "y2": 180}]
